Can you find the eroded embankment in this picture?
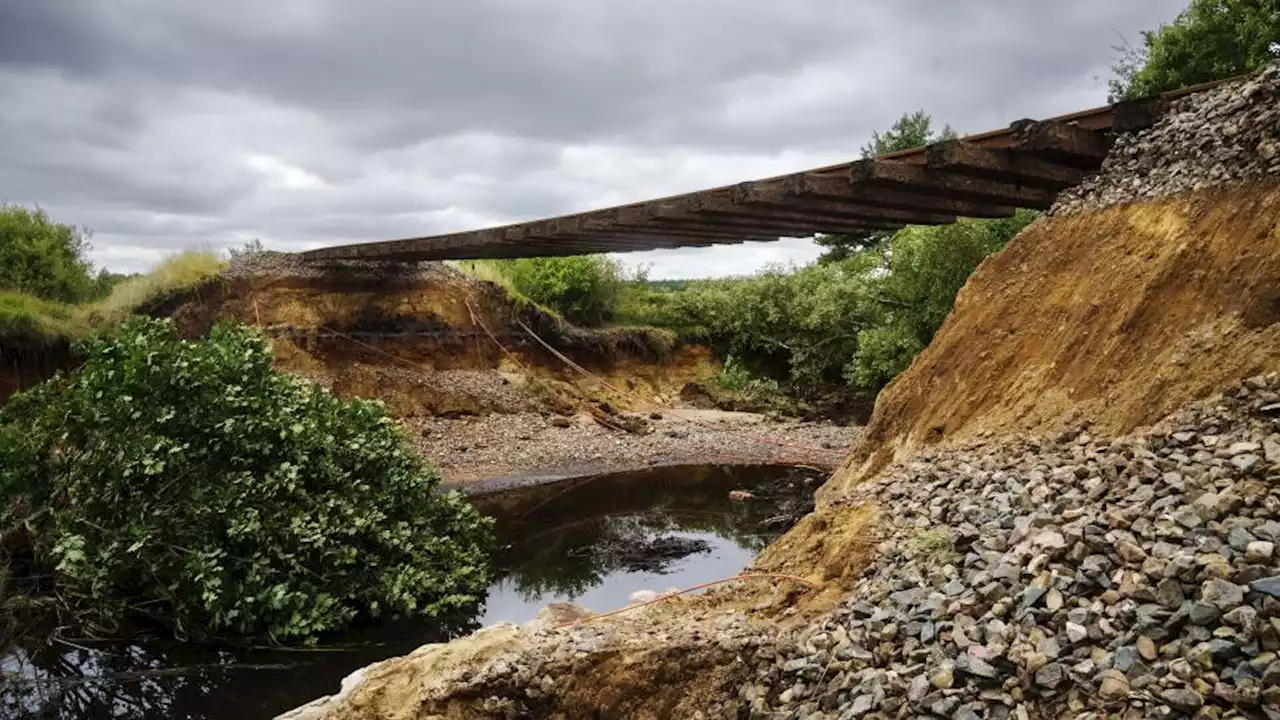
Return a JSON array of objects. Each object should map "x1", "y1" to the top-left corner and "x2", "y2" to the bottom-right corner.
[
  {"x1": 0, "y1": 335, "x2": 71, "y2": 403},
  {"x1": 158, "y1": 257, "x2": 706, "y2": 418},
  {"x1": 150, "y1": 258, "x2": 859, "y2": 481},
  {"x1": 825, "y1": 183, "x2": 1280, "y2": 499}
]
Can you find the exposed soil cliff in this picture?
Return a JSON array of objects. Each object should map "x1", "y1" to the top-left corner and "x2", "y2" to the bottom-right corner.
[
  {"x1": 0, "y1": 337, "x2": 71, "y2": 403},
  {"x1": 825, "y1": 184, "x2": 1280, "y2": 498},
  {"x1": 826, "y1": 62, "x2": 1280, "y2": 500},
  {"x1": 158, "y1": 257, "x2": 706, "y2": 418}
]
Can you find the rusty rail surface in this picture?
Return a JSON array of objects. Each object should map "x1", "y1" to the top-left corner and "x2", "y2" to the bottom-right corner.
[{"x1": 299, "y1": 76, "x2": 1233, "y2": 262}]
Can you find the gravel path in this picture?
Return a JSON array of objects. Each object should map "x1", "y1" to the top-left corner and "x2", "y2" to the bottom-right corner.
[{"x1": 410, "y1": 409, "x2": 857, "y2": 489}]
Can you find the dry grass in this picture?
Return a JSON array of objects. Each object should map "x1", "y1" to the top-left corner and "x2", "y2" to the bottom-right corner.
[{"x1": 80, "y1": 250, "x2": 225, "y2": 328}]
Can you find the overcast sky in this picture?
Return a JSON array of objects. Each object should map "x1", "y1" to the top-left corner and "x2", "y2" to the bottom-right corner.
[{"x1": 0, "y1": 1, "x2": 1185, "y2": 278}]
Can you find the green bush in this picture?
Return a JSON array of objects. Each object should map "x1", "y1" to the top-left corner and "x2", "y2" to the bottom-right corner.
[
  {"x1": 482, "y1": 255, "x2": 623, "y2": 325},
  {"x1": 714, "y1": 355, "x2": 782, "y2": 400},
  {"x1": 661, "y1": 259, "x2": 879, "y2": 395},
  {"x1": 0, "y1": 317, "x2": 491, "y2": 643},
  {"x1": 844, "y1": 212, "x2": 1036, "y2": 387},
  {"x1": 0, "y1": 204, "x2": 116, "y2": 304},
  {"x1": 1110, "y1": 0, "x2": 1280, "y2": 101},
  {"x1": 622, "y1": 212, "x2": 1038, "y2": 400}
]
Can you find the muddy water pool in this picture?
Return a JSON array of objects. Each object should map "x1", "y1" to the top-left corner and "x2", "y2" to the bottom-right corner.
[{"x1": 2, "y1": 464, "x2": 821, "y2": 719}]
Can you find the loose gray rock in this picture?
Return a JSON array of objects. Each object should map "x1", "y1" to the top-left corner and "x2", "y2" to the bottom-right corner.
[
  {"x1": 1035, "y1": 662, "x2": 1065, "y2": 689},
  {"x1": 1160, "y1": 688, "x2": 1204, "y2": 712},
  {"x1": 1201, "y1": 579, "x2": 1245, "y2": 610},
  {"x1": 1251, "y1": 575, "x2": 1280, "y2": 597}
]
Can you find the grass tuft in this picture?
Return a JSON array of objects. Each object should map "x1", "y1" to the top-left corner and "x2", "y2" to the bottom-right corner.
[
  {"x1": 80, "y1": 250, "x2": 226, "y2": 328},
  {"x1": 452, "y1": 259, "x2": 567, "y2": 321},
  {"x1": 0, "y1": 292, "x2": 83, "y2": 342}
]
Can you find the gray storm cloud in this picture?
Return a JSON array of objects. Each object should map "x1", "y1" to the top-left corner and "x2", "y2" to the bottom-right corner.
[{"x1": 0, "y1": 0, "x2": 1185, "y2": 276}]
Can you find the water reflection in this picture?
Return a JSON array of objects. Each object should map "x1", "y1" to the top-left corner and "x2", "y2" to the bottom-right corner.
[
  {"x1": 473, "y1": 463, "x2": 818, "y2": 621},
  {"x1": 2, "y1": 464, "x2": 820, "y2": 719}
]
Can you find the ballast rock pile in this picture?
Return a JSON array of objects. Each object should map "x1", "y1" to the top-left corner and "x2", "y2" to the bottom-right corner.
[
  {"x1": 1052, "y1": 60, "x2": 1280, "y2": 215},
  {"x1": 759, "y1": 374, "x2": 1280, "y2": 719}
]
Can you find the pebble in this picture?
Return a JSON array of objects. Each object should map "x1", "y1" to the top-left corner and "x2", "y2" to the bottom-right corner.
[
  {"x1": 1137, "y1": 636, "x2": 1158, "y2": 661},
  {"x1": 1160, "y1": 688, "x2": 1205, "y2": 712},
  {"x1": 1097, "y1": 670, "x2": 1129, "y2": 701}
]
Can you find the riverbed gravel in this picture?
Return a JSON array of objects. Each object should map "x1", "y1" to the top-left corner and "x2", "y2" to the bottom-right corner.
[{"x1": 412, "y1": 409, "x2": 855, "y2": 488}]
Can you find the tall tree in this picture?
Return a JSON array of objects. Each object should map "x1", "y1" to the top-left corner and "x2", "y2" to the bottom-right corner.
[
  {"x1": 1110, "y1": 0, "x2": 1280, "y2": 101},
  {"x1": 815, "y1": 111, "x2": 956, "y2": 264},
  {"x1": 859, "y1": 110, "x2": 955, "y2": 159}
]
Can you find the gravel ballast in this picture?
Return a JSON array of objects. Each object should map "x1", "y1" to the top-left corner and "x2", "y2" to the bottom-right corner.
[{"x1": 1052, "y1": 61, "x2": 1280, "y2": 215}]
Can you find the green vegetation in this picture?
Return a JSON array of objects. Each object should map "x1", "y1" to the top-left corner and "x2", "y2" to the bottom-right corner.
[
  {"x1": 78, "y1": 249, "x2": 225, "y2": 328},
  {"x1": 461, "y1": 255, "x2": 624, "y2": 325},
  {"x1": 1110, "y1": 0, "x2": 1280, "y2": 101},
  {"x1": 613, "y1": 216, "x2": 1037, "y2": 406},
  {"x1": 0, "y1": 317, "x2": 491, "y2": 643},
  {"x1": 0, "y1": 204, "x2": 225, "y2": 343},
  {"x1": 906, "y1": 530, "x2": 956, "y2": 560},
  {"x1": 0, "y1": 292, "x2": 82, "y2": 342},
  {"x1": 714, "y1": 355, "x2": 785, "y2": 408},
  {"x1": 0, "y1": 249, "x2": 224, "y2": 343},
  {"x1": 0, "y1": 204, "x2": 117, "y2": 304}
]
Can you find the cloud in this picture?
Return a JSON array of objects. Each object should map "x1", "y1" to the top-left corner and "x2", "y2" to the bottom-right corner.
[{"x1": 0, "y1": 0, "x2": 1187, "y2": 276}]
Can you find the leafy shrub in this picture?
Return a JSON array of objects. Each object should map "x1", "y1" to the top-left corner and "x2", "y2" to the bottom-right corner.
[
  {"x1": 844, "y1": 212, "x2": 1035, "y2": 387},
  {"x1": 474, "y1": 255, "x2": 623, "y2": 325},
  {"x1": 0, "y1": 204, "x2": 116, "y2": 304},
  {"x1": 623, "y1": 212, "x2": 1038, "y2": 400},
  {"x1": 0, "y1": 317, "x2": 491, "y2": 643},
  {"x1": 662, "y1": 260, "x2": 879, "y2": 395},
  {"x1": 842, "y1": 325, "x2": 925, "y2": 391},
  {"x1": 714, "y1": 355, "x2": 782, "y2": 400}
]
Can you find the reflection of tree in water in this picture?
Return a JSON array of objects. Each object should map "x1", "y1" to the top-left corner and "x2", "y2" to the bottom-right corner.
[
  {"x1": 482, "y1": 465, "x2": 820, "y2": 602},
  {"x1": 4, "y1": 641, "x2": 245, "y2": 719},
  {"x1": 3, "y1": 609, "x2": 482, "y2": 719}
]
